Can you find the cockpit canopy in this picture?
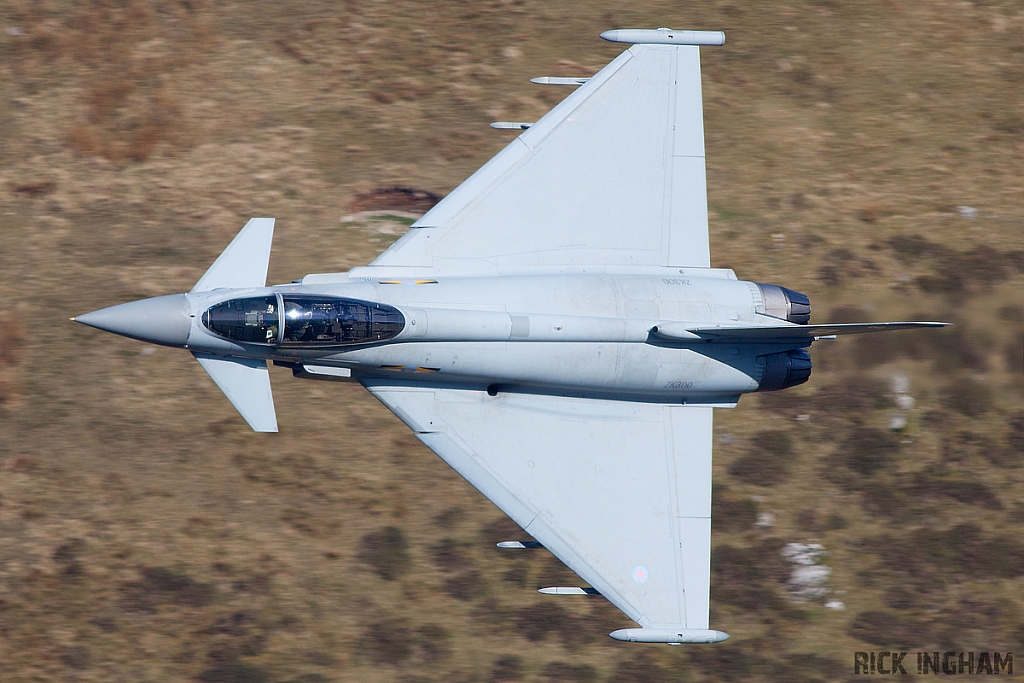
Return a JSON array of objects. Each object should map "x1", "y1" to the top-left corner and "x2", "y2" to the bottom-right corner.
[{"x1": 202, "y1": 295, "x2": 405, "y2": 347}]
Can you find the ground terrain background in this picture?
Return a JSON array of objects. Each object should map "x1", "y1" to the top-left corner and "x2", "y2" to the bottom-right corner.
[{"x1": 1, "y1": 0, "x2": 1024, "y2": 681}]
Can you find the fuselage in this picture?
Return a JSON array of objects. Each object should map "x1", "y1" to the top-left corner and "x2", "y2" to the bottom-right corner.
[{"x1": 174, "y1": 268, "x2": 812, "y2": 405}]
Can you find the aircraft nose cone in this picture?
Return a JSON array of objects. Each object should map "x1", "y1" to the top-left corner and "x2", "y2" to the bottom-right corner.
[{"x1": 74, "y1": 294, "x2": 192, "y2": 347}]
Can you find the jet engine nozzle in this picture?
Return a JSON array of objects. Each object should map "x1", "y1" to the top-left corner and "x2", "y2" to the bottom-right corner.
[
  {"x1": 73, "y1": 294, "x2": 192, "y2": 348},
  {"x1": 755, "y1": 283, "x2": 811, "y2": 324},
  {"x1": 756, "y1": 349, "x2": 812, "y2": 392}
]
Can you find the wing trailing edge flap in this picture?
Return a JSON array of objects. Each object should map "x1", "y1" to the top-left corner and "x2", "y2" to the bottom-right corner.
[
  {"x1": 363, "y1": 383, "x2": 714, "y2": 632},
  {"x1": 194, "y1": 353, "x2": 278, "y2": 432},
  {"x1": 371, "y1": 40, "x2": 711, "y2": 273}
]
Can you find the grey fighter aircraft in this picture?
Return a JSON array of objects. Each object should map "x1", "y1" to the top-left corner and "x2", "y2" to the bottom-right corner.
[{"x1": 75, "y1": 29, "x2": 946, "y2": 644}]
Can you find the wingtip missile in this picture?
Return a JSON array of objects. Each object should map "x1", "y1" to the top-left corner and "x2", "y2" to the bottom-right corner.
[
  {"x1": 600, "y1": 28, "x2": 726, "y2": 46},
  {"x1": 496, "y1": 541, "x2": 544, "y2": 549},
  {"x1": 531, "y1": 77, "x2": 590, "y2": 86},
  {"x1": 538, "y1": 586, "x2": 600, "y2": 595}
]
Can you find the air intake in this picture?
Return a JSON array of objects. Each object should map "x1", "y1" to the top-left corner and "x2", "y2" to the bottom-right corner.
[{"x1": 755, "y1": 284, "x2": 811, "y2": 324}]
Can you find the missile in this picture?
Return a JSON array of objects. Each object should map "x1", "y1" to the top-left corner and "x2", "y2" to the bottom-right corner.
[
  {"x1": 496, "y1": 541, "x2": 543, "y2": 549},
  {"x1": 530, "y1": 77, "x2": 590, "y2": 86},
  {"x1": 490, "y1": 122, "x2": 533, "y2": 130},
  {"x1": 600, "y1": 28, "x2": 726, "y2": 46},
  {"x1": 538, "y1": 586, "x2": 600, "y2": 595}
]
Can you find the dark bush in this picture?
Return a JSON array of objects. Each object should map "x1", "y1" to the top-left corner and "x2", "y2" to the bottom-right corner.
[
  {"x1": 514, "y1": 602, "x2": 569, "y2": 642},
  {"x1": 417, "y1": 623, "x2": 451, "y2": 662},
  {"x1": 359, "y1": 526, "x2": 410, "y2": 580},
  {"x1": 824, "y1": 513, "x2": 849, "y2": 530},
  {"x1": 849, "y1": 611, "x2": 928, "y2": 649},
  {"x1": 608, "y1": 653, "x2": 670, "y2": 683},
  {"x1": 444, "y1": 570, "x2": 485, "y2": 601},
  {"x1": 904, "y1": 471, "x2": 1001, "y2": 509},
  {"x1": 841, "y1": 428, "x2": 900, "y2": 476},
  {"x1": 852, "y1": 332, "x2": 921, "y2": 368},
  {"x1": 829, "y1": 306, "x2": 871, "y2": 323},
  {"x1": 53, "y1": 538, "x2": 86, "y2": 579},
  {"x1": 942, "y1": 430, "x2": 998, "y2": 463},
  {"x1": 874, "y1": 524, "x2": 1024, "y2": 580},
  {"x1": 196, "y1": 663, "x2": 270, "y2": 683},
  {"x1": 817, "y1": 265, "x2": 841, "y2": 287},
  {"x1": 432, "y1": 538, "x2": 473, "y2": 572},
  {"x1": 712, "y1": 541, "x2": 788, "y2": 611},
  {"x1": 120, "y1": 567, "x2": 215, "y2": 612},
  {"x1": 1006, "y1": 333, "x2": 1024, "y2": 373},
  {"x1": 364, "y1": 618, "x2": 411, "y2": 664},
  {"x1": 1006, "y1": 250, "x2": 1024, "y2": 273},
  {"x1": 59, "y1": 646, "x2": 91, "y2": 671},
  {"x1": 433, "y1": 506, "x2": 463, "y2": 529},
  {"x1": 929, "y1": 327, "x2": 988, "y2": 372},
  {"x1": 712, "y1": 484, "x2": 758, "y2": 531},
  {"x1": 480, "y1": 516, "x2": 534, "y2": 545},
  {"x1": 939, "y1": 378, "x2": 993, "y2": 417},
  {"x1": 883, "y1": 586, "x2": 923, "y2": 610},
  {"x1": 815, "y1": 378, "x2": 890, "y2": 414},
  {"x1": 688, "y1": 644, "x2": 757, "y2": 681},
  {"x1": 889, "y1": 234, "x2": 939, "y2": 263},
  {"x1": 786, "y1": 655, "x2": 843, "y2": 679},
  {"x1": 1008, "y1": 413, "x2": 1024, "y2": 452},
  {"x1": 998, "y1": 305, "x2": 1024, "y2": 323},
  {"x1": 491, "y1": 655, "x2": 524, "y2": 682},
  {"x1": 795, "y1": 509, "x2": 821, "y2": 532},
  {"x1": 729, "y1": 430, "x2": 794, "y2": 485},
  {"x1": 859, "y1": 480, "x2": 913, "y2": 522},
  {"x1": 281, "y1": 676, "x2": 328, "y2": 683},
  {"x1": 543, "y1": 661, "x2": 599, "y2": 683}
]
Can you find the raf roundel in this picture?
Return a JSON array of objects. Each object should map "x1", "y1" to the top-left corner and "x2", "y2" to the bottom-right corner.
[{"x1": 633, "y1": 566, "x2": 649, "y2": 584}]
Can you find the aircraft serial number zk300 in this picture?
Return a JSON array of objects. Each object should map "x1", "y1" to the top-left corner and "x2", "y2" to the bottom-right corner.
[{"x1": 76, "y1": 28, "x2": 946, "y2": 645}]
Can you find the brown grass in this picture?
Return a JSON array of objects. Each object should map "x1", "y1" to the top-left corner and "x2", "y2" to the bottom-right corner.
[{"x1": 4, "y1": 0, "x2": 1024, "y2": 679}]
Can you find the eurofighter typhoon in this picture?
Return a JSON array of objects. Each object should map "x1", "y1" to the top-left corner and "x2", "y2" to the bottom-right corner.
[{"x1": 75, "y1": 29, "x2": 946, "y2": 644}]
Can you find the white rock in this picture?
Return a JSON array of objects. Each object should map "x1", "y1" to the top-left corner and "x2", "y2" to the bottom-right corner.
[
  {"x1": 889, "y1": 372, "x2": 910, "y2": 395},
  {"x1": 755, "y1": 512, "x2": 776, "y2": 528},
  {"x1": 825, "y1": 600, "x2": 846, "y2": 610},
  {"x1": 782, "y1": 542, "x2": 828, "y2": 565},
  {"x1": 888, "y1": 414, "x2": 908, "y2": 431},
  {"x1": 895, "y1": 395, "x2": 916, "y2": 410},
  {"x1": 956, "y1": 205, "x2": 978, "y2": 219}
]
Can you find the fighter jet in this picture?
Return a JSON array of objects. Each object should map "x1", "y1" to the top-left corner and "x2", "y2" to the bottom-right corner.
[{"x1": 75, "y1": 29, "x2": 946, "y2": 644}]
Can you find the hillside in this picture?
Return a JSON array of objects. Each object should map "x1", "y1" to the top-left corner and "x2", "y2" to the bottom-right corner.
[{"x1": 1, "y1": 1, "x2": 1023, "y2": 681}]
